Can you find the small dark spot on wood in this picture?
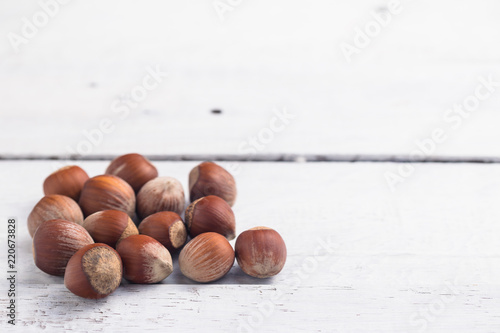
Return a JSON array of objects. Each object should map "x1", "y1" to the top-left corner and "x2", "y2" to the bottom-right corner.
[{"x1": 211, "y1": 109, "x2": 222, "y2": 114}]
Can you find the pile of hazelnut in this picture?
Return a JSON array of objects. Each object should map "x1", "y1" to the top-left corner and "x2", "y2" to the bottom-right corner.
[{"x1": 28, "y1": 153, "x2": 287, "y2": 299}]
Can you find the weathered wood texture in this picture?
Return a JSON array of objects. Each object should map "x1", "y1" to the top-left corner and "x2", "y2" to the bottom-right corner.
[
  {"x1": 1, "y1": 0, "x2": 500, "y2": 331},
  {"x1": 1, "y1": 161, "x2": 499, "y2": 332},
  {"x1": 1, "y1": 0, "x2": 500, "y2": 158}
]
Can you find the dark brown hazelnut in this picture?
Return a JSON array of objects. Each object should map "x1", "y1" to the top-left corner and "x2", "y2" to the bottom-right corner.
[
  {"x1": 116, "y1": 235, "x2": 173, "y2": 284},
  {"x1": 79, "y1": 175, "x2": 136, "y2": 218},
  {"x1": 138, "y1": 211, "x2": 187, "y2": 253},
  {"x1": 82, "y1": 210, "x2": 138, "y2": 248},
  {"x1": 189, "y1": 162, "x2": 236, "y2": 206},
  {"x1": 185, "y1": 195, "x2": 235, "y2": 240},
  {"x1": 43, "y1": 165, "x2": 89, "y2": 201},
  {"x1": 105, "y1": 153, "x2": 158, "y2": 192},
  {"x1": 33, "y1": 219, "x2": 94, "y2": 276},
  {"x1": 64, "y1": 243, "x2": 122, "y2": 299}
]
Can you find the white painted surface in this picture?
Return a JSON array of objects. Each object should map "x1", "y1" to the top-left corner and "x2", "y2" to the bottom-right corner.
[
  {"x1": 1, "y1": 161, "x2": 500, "y2": 332},
  {"x1": 1, "y1": 1, "x2": 500, "y2": 157},
  {"x1": 1, "y1": 1, "x2": 500, "y2": 331}
]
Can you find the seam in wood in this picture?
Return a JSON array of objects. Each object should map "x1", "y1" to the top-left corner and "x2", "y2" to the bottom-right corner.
[{"x1": 1, "y1": 154, "x2": 500, "y2": 163}]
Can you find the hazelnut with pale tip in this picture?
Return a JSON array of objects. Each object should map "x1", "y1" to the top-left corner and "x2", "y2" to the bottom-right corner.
[
  {"x1": 116, "y1": 235, "x2": 173, "y2": 284},
  {"x1": 235, "y1": 227, "x2": 287, "y2": 278}
]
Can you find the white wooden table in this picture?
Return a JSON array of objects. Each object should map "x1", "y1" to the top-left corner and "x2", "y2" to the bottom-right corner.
[{"x1": 1, "y1": 1, "x2": 500, "y2": 332}]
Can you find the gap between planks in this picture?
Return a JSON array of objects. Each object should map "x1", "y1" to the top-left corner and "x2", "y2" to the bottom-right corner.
[{"x1": 1, "y1": 154, "x2": 500, "y2": 163}]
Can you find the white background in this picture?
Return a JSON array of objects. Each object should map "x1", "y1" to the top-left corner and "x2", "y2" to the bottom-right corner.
[{"x1": 1, "y1": 1, "x2": 500, "y2": 332}]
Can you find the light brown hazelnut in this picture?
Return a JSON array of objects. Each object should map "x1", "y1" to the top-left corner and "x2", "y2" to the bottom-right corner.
[
  {"x1": 136, "y1": 177, "x2": 185, "y2": 219},
  {"x1": 28, "y1": 194, "x2": 84, "y2": 238},
  {"x1": 179, "y1": 232, "x2": 234, "y2": 283},
  {"x1": 235, "y1": 227, "x2": 286, "y2": 278}
]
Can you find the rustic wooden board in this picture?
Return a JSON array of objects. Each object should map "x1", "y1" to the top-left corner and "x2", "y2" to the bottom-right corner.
[
  {"x1": 1, "y1": 0, "x2": 500, "y2": 331},
  {"x1": 1, "y1": 0, "x2": 500, "y2": 158},
  {"x1": 1, "y1": 161, "x2": 500, "y2": 331}
]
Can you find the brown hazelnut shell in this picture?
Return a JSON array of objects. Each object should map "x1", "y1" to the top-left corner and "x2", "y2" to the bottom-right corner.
[
  {"x1": 189, "y1": 162, "x2": 236, "y2": 206},
  {"x1": 64, "y1": 243, "x2": 122, "y2": 299},
  {"x1": 138, "y1": 211, "x2": 187, "y2": 253},
  {"x1": 235, "y1": 227, "x2": 287, "y2": 278},
  {"x1": 28, "y1": 194, "x2": 84, "y2": 238},
  {"x1": 43, "y1": 165, "x2": 89, "y2": 201},
  {"x1": 33, "y1": 219, "x2": 94, "y2": 276},
  {"x1": 82, "y1": 210, "x2": 138, "y2": 248},
  {"x1": 136, "y1": 177, "x2": 185, "y2": 219},
  {"x1": 116, "y1": 235, "x2": 173, "y2": 284},
  {"x1": 179, "y1": 232, "x2": 235, "y2": 283},
  {"x1": 185, "y1": 195, "x2": 236, "y2": 240},
  {"x1": 79, "y1": 175, "x2": 136, "y2": 218},
  {"x1": 105, "y1": 153, "x2": 158, "y2": 192}
]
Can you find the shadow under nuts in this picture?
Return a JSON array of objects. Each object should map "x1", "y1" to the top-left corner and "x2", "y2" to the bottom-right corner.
[
  {"x1": 105, "y1": 153, "x2": 158, "y2": 192},
  {"x1": 79, "y1": 175, "x2": 136, "y2": 218},
  {"x1": 179, "y1": 232, "x2": 235, "y2": 283},
  {"x1": 138, "y1": 211, "x2": 187, "y2": 253},
  {"x1": 189, "y1": 162, "x2": 237, "y2": 207},
  {"x1": 136, "y1": 177, "x2": 185, "y2": 219},
  {"x1": 83, "y1": 210, "x2": 138, "y2": 248},
  {"x1": 235, "y1": 227, "x2": 287, "y2": 278},
  {"x1": 33, "y1": 219, "x2": 94, "y2": 276},
  {"x1": 43, "y1": 165, "x2": 89, "y2": 201},
  {"x1": 28, "y1": 194, "x2": 84, "y2": 238},
  {"x1": 64, "y1": 243, "x2": 122, "y2": 299},
  {"x1": 116, "y1": 235, "x2": 173, "y2": 284},
  {"x1": 185, "y1": 195, "x2": 236, "y2": 240}
]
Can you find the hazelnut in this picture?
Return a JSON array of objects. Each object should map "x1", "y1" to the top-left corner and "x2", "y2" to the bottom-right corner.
[
  {"x1": 136, "y1": 177, "x2": 185, "y2": 219},
  {"x1": 116, "y1": 235, "x2": 173, "y2": 284},
  {"x1": 79, "y1": 175, "x2": 136, "y2": 218},
  {"x1": 82, "y1": 210, "x2": 138, "y2": 248},
  {"x1": 64, "y1": 243, "x2": 122, "y2": 299},
  {"x1": 138, "y1": 211, "x2": 187, "y2": 253},
  {"x1": 179, "y1": 232, "x2": 234, "y2": 283},
  {"x1": 28, "y1": 194, "x2": 84, "y2": 238},
  {"x1": 105, "y1": 153, "x2": 158, "y2": 192},
  {"x1": 185, "y1": 195, "x2": 235, "y2": 240},
  {"x1": 43, "y1": 165, "x2": 89, "y2": 201},
  {"x1": 33, "y1": 219, "x2": 94, "y2": 276},
  {"x1": 189, "y1": 162, "x2": 237, "y2": 206},
  {"x1": 235, "y1": 227, "x2": 286, "y2": 278}
]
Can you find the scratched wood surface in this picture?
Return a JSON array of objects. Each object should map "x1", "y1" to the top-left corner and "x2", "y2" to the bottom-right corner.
[
  {"x1": 1, "y1": 0, "x2": 500, "y2": 158},
  {"x1": 1, "y1": 161, "x2": 500, "y2": 332},
  {"x1": 1, "y1": 0, "x2": 500, "y2": 332}
]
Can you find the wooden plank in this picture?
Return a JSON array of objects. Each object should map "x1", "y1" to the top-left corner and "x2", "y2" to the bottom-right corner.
[
  {"x1": 8, "y1": 284, "x2": 500, "y2": 332},
  {"x1": 1, "y1": 161, "x2": 500, "y2": 331},
  {"x1": 1, "y1": 1, "x2": 500, "y2": 157}
]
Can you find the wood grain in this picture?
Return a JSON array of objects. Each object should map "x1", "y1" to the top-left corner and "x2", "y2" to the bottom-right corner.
[
  {"x1": 1, "y1": 0, "x2": 500, "y2": 331},
  {"x1": 1, "y1": 161, "x2": 499, "y2": 331},
  {"x1": 1, "y1": 0, "x2": 500, "y2": 158}
]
